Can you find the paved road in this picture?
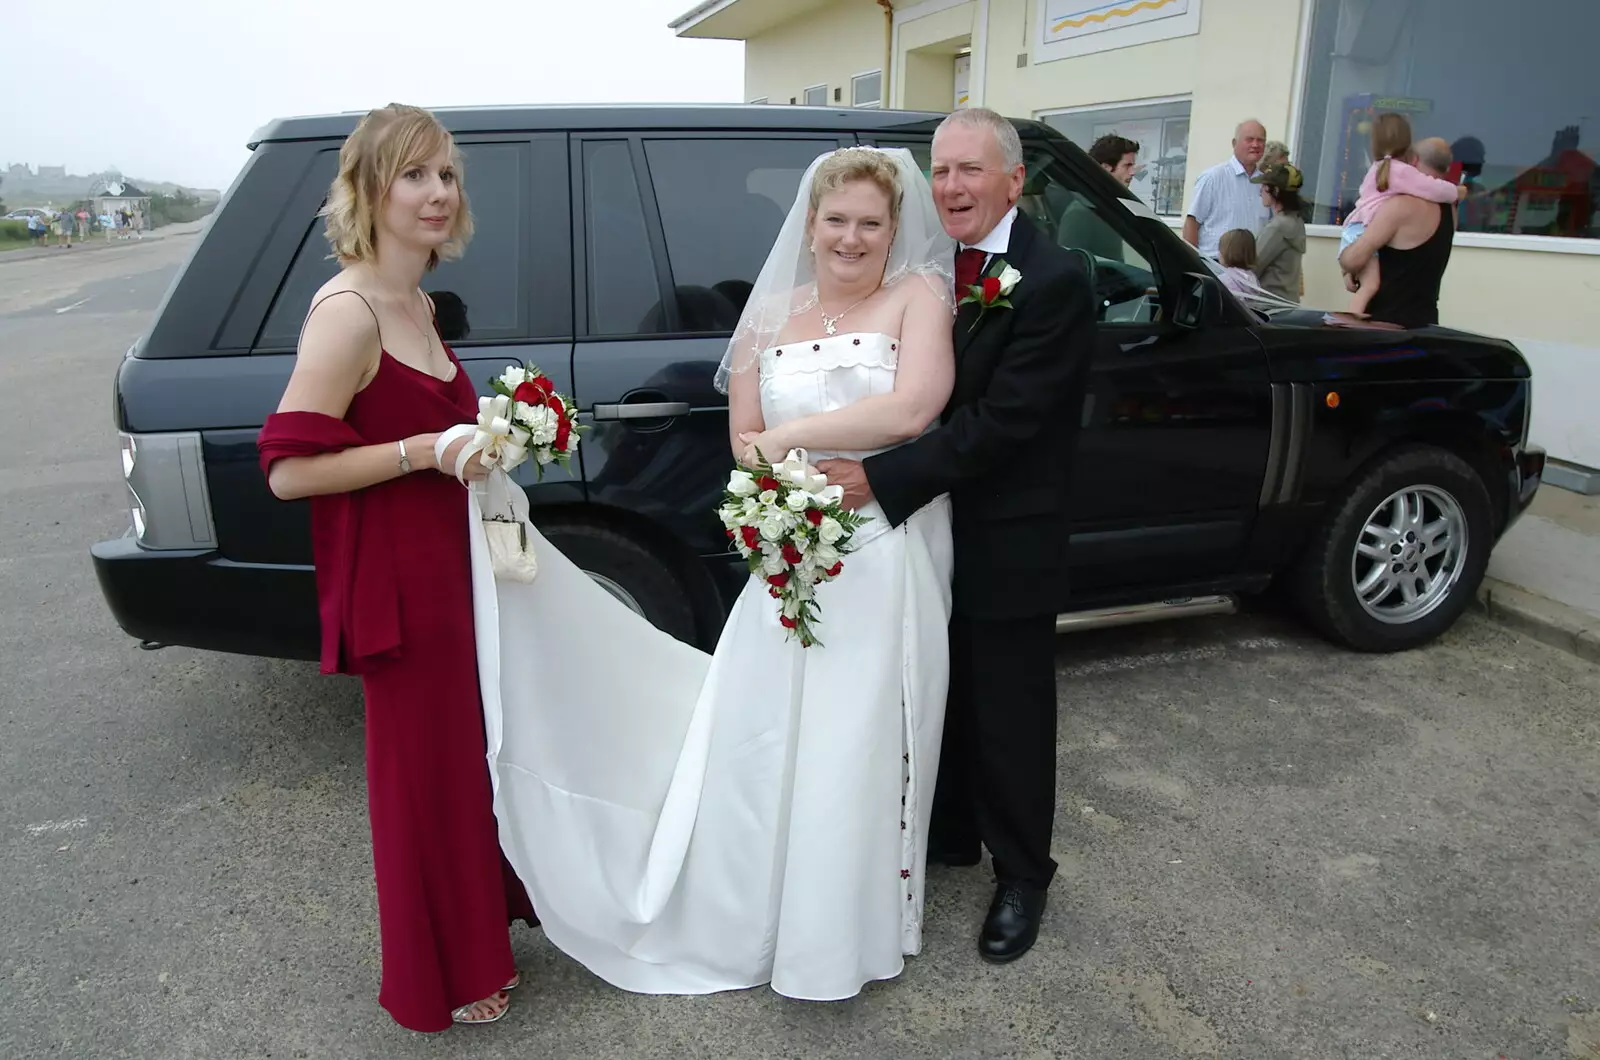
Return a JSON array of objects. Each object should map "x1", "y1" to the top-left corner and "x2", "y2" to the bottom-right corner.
[{"x1": 2, "y1": 236, "x2": 1598, "y2": 1060}]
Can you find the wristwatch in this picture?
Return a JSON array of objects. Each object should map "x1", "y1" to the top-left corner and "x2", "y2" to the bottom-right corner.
[{"x1": 397, "y1": 439, "x2": 412, "y2": 474}]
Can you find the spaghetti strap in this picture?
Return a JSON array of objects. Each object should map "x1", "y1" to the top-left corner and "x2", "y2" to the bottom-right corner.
[{"x1": 299, "y1": 289, "x2": 383, "y2": 351}]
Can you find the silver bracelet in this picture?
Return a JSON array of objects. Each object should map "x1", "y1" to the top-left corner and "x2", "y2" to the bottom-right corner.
[{"x1": 397, "y1": 439, "x2": 412, "y2": 474}]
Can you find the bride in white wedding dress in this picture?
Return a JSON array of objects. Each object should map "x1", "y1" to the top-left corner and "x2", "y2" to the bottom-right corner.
[{"x1": 459, "y1": 147, "x2": 958, "y2": 1001}]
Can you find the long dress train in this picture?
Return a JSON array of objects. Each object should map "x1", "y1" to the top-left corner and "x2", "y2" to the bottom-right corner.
[{"x1": 472, "y1": 332, "x2": 953, "y2": 999}]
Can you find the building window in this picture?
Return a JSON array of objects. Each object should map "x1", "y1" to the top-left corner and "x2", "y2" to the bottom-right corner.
[
  {"x1": 1295, "y1": 0, "x2": 1598, "y2": 239},
  {"x1": 803, "y1": 84, "x2": 827, "y2": 107},
  {"x1": 852, "y1": 71, "x2": 882, "y2": 109},
  {"x1": 1040, "y1": 98, "x2": 1191, "y2": 217}
]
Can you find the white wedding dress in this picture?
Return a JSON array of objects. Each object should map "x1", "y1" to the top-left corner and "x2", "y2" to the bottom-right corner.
[{"x1": 465, "y1": 330, "x2": 953, "y2": 1000}]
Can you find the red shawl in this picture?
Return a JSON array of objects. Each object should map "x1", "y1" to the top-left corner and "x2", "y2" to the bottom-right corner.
[{"x1": 258, "y1": 411, "x2": 401, "y2": 675}]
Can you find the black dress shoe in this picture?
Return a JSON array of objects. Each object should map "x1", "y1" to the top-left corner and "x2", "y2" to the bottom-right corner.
[{"x1": 979, "y1": 882, "x2": 1047, "y2": 963}]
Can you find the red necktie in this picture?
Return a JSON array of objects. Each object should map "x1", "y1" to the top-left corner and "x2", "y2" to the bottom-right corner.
[{"x1": 956, "y1": 248, "x2": 986, "y2": 292}]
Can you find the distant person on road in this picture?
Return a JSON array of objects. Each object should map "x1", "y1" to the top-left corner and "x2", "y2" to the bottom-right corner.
[{"x1": 75, "y1": 209, "x2": 89, "y2": 241}]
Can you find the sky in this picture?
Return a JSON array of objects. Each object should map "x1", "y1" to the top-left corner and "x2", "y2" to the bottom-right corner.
[{"x1": 0, "y1": 0, "x2": 744, "y2": 192}]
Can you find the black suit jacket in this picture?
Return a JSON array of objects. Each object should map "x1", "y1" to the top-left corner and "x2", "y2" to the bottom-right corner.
[{"x1": 863, "y1": 210, "x2": 1096, "y2": 621}]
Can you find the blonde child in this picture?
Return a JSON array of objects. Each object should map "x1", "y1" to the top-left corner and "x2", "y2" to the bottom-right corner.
[{"x1": 1343, "y1": 113, "x2": 1465, "y2": 314}]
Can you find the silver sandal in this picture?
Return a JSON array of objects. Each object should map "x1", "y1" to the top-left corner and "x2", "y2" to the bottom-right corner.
[{"x1": 451, "y1": 990, "x2": 511, "y2": 1026}]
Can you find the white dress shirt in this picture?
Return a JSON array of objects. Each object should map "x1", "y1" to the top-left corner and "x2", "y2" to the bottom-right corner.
[
  {"x1": 1186, "y1": 156, "x2": 1271, "y2": 259},
  {"x1": 961, "y1": 205, "x2": 1019, "y2": 268}
]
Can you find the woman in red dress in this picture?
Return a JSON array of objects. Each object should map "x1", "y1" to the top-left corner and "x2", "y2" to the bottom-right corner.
[{"x1": 257, "y1": 103, "x2": 534, "y2": 1031}]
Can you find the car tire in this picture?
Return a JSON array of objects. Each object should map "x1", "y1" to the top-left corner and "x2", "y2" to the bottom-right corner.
[
  {"x1": 1291, "y1": 446, "x2": 1493, "y2": 653},
  {"x1": 536, "y1": 521, "x2": 698, "y2": 645}
]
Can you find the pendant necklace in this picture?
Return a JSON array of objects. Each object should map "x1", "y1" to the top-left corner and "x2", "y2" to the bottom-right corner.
[{"x1": 816, "y1": 286, "x2": 871, "y2": 336}]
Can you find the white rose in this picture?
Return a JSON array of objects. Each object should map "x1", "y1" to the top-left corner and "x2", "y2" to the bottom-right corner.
[
  {"x1": 761, "y1": 551, "x2": 787, "y2": 576},
  {"x1": 818, "y1": 516, "x2": 844, "y2": 544},
  {"x1": 499, "y1": 366, "x2": 526, "y2": 390},
  {"x1": 785, "y1": 490, "x2": 812, "y2": 513},
  {"x1": 757, "y1": 489, "x2": 779, "y2": 507},
  {"x1": 781, "y1": 596, "x2": 801, "y2": 619},
  {"x1": 812, "y1": 542, "x2": 839, "y2": 567},
  {"x1": 997, "y1": 264, "x2": 1022, "y2": 295},
  {"x1": 536, "y1": 449, "x2": 554, "y2": 465},
  {"x1": 758, "y1": 510, "x2": 791, "y2": 542},
  {"x1": 727, "y1": 469, "x2": 758, "y2": 497}
]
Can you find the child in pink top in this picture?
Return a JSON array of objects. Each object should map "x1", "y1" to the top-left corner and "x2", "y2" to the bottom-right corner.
[{"x1": 1343, "y1": 113, "x2": 1464, "y2": 314}]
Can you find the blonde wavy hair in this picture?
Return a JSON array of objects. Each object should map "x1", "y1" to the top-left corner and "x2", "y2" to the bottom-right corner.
[
  {"x1": 322, "y1": 103, "x2": 472, "y2": 269},
  {"x1": 807, "y1": 148, "x2": 904, "y2": 225}
]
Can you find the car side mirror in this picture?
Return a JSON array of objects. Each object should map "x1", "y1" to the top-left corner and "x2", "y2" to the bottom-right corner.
[{"x1": 1173, "y1": 271, "x2": 1223, "y2": 329}]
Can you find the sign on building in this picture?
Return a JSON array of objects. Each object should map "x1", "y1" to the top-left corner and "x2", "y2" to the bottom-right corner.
[{"x1": 1036, "y1": 0, "x2": 1202, "y2": 63}]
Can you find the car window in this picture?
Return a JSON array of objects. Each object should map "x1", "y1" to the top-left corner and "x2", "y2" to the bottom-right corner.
[
  {"x1": 882, "y1": 139, "x2": 1162, "y2": 326},
  {"x1": 257, "y1": 141, "x2": 533, "y2": 349},
  {"x1": 582, "y1": 140, "x2": 666, "y2": 337},
  {"x1": 641, "y1": 138, "x2": 839, "y2": 333}
]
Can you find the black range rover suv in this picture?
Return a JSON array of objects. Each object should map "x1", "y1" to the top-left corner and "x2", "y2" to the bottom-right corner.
[{"x1": 91, "y1": 105, "x2": 1544, "y2": 657}]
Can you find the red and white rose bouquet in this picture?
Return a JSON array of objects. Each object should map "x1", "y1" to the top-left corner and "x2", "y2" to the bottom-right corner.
[
  {"x1": 473, "y1": 362, "x2": 585, "y2": 477},
  {"x1": 718, "y1": 448, "x2": 870, "y2": 647}
]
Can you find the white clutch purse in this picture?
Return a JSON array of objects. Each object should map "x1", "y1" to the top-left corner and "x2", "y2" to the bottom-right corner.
[
  {"x1": 478, "y1": 467, "x2": 538, "y2": 584},
  {"x1": 435, "y1": 425, "x2": 539, "y2": 584}
]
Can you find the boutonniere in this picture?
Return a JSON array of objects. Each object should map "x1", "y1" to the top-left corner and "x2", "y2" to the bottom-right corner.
[{"x1": 958, "y1": 258, "x2": 1021, "y2": 331}]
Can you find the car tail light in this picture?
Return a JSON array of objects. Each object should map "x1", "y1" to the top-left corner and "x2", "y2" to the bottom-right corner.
[{"x1": 119, "y1": 432, "x2": 217, "y2": 550}]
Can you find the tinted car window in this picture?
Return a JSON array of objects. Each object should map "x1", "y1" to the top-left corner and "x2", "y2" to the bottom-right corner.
[
  {"x1": 642, "y1": 138, "x2": 838, "y2": 333},
  {"x1": 885, "y1": 139, "x2": 1161, "y2": 325},
  {"x1": 257, "y1": 141, "x2": 529, "y2": 348},
  {"x1": 582, "y1": 140, "x2": 664, "y2": 337}
]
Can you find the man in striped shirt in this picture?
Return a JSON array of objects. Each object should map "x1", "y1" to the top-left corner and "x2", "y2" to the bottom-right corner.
[{"x1": 1182, "y1": 119, "x2": 1271, "y2": 259}]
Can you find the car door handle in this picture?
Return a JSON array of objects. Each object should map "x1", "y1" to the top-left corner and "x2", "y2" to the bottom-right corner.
[{"x1": 591, "y1": 401, "x2": 691, "y2": 421}]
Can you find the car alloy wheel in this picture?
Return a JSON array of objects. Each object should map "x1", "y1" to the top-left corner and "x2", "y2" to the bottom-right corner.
[{"x1": 1350, "y1": 484, "x2": 1468, "y2": 625}]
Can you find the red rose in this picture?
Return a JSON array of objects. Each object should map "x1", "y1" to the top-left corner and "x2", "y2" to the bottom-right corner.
[
  {"x1": 982, "y1": 276, "x2": 1002, "y2": 303},
  {"x1": 553, "y1": 414, "x2": 572, "y2": 451},
  {"x1": 766, "y1": 572, "x2": 789, "y2": 588},
  {"x1": 770, "y1": 587, "x2": 781, "y2": 598},
  {"x1": 779, "y1": 615, "x2": 797, "y2": 629},
  {"x1": 826, "y1": 561, "x2": 843, "y2": 577},
  {"x1": 513, "y1": 381, "x2": 546, "y2": 406},
  {"x1": 804, "y1": 509, "x2": 823, "y2": 526},
  {"x1": 781, "y1": 543, "x2": 803, "y2": 565},
  {"x1": 725, "y1": 528, "x2": 735, "y2": 539},
  {"x1": 757, "y1": 476, "x2": 780, "y2": 493},
  {"x1": 739, "y1": 525, "x2": 761, "y2": 549}
]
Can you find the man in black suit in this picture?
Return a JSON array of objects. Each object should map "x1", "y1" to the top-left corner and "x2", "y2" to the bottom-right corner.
[{"x1": 819, "y1": 108, "x2": 1095, "y2": 963}]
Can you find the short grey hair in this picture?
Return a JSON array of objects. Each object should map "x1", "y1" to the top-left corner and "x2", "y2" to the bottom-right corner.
[
  {"x1": 935, "y1": 107, "x2": 1024, "y2": 171},
  {"x1": 1413, "y1": 137, "x2": 1453, "y2": 176}
]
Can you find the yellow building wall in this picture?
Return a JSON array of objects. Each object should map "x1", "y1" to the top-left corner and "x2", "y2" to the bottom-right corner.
[
  {"x1": 893, "y1": 2, "x2": 978, "y2": 111},
  {"x1": 743, "y1": 1, "x2": 890, "y2": 108}
]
